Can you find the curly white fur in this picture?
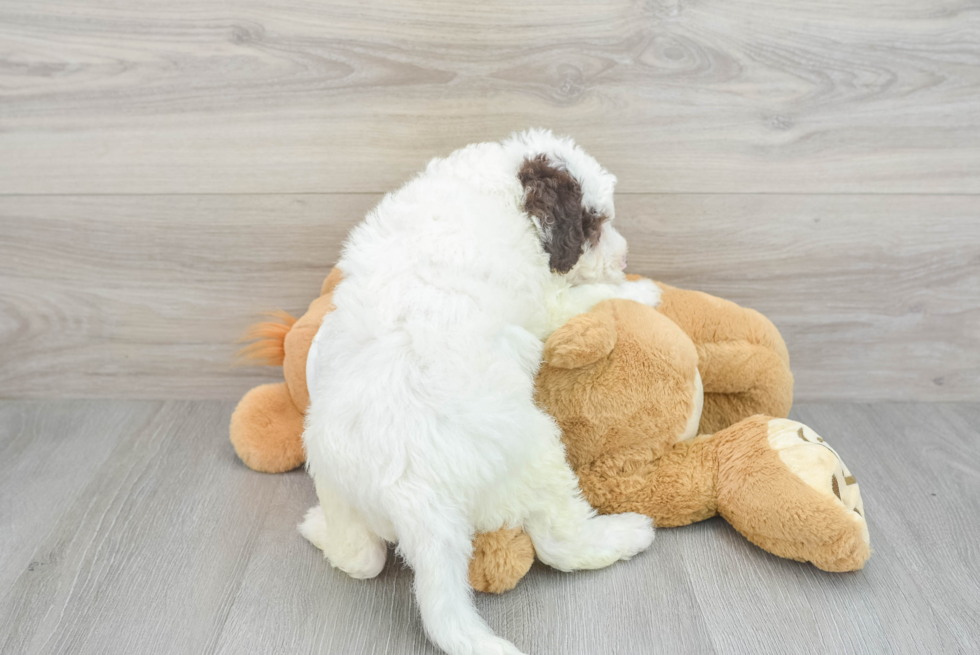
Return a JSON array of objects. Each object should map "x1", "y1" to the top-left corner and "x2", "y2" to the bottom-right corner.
[{"x1": 301, "y1": 129, "x2": 659, "y2": 655}]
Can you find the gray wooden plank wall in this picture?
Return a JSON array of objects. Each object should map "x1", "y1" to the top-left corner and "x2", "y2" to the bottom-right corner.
[
  {"x1": 1, "y1": 0, "x2": 979, "y2": 401},
  {"x1": 3, "y1": 0, "x2": 980, "y2": 195},
  {"x1": 1, "y1": 194, "x2": 977, "y2": 401}
]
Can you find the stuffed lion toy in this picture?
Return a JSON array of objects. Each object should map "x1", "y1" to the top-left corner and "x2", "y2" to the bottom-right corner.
[{"x1": 232, "y1": 268, "x2": 870, "y2": 592}]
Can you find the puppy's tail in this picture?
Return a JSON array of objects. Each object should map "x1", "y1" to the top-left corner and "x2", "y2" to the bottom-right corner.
[{"x1": 237, "y1": 310, "x2": 297, "y2": 366}]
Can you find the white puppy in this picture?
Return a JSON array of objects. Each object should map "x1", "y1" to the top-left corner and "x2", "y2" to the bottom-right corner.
[{"x1": 300, "y1": 129, "x2": 660, "y2": 655}]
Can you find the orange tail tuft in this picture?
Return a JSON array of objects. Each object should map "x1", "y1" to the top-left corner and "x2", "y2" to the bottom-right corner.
[{"x1": 237, "y1": 310, "x2": 298, "y2": 366}]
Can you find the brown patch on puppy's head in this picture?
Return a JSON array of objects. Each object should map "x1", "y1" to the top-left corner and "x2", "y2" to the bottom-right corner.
[{"x1": 519, "y1": 155, "x2": 605, "y2": 273}]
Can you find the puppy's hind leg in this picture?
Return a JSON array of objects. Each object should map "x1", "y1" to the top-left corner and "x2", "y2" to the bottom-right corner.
[
  {"x1": 389, "y1": 495, "x2": 525, "y2": 655},
  {"x1": 523, "y1": 412, "x2": 655, "y2": 572},
  {"x1": 299, "y1": 477, "x2": 388, "y2": 579}
]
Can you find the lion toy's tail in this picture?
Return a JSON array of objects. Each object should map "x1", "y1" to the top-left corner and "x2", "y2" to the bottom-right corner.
[{"x1": 237, "y1": 311, "x2": 297, "y2": 367}]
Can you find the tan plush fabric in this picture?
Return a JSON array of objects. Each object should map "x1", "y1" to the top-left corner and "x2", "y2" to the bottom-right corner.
[
  {"x1": 229, "y1": 287, "x2": 337, "y2": 474},
  {"x1": 283, "y1": 292, "x2": 337, "y2": 413},
  {"x1": 237, "y1": 311, "x2": 297, "y2": 367},
  {"x1": 468, "y1": 529, "x2": 536, "y2": 594},
  {"x1": 651, "y1": 282, "x2": 794, "y2": 435},
  {"x1": 231, "y1": 269, "x2": 867, "y2": 594},
  {"x1": 320, "y1": 266, "x2": 344, "y2": 297},
  {"x1": 715, "y1": 417, "x2": 870, "y2": 572},
  {"x1": 536, "y1": 300, "x2": 700, "y2": 501},
  {"x1": 229, "y1": 382, "x2": 306, "y2": 473}
]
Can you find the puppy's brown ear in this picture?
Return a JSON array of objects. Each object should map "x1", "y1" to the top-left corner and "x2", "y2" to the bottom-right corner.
[
  {"x1": 543, "y1": 309, "x2": 617, "y2": 369},
  {"x1": 519, "y1": 155, "x2": 586, "y2": 273}
]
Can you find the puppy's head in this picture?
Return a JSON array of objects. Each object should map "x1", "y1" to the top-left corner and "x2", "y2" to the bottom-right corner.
[{"x1": 511, "y1": 129, "x2": 626, "y2": 285}]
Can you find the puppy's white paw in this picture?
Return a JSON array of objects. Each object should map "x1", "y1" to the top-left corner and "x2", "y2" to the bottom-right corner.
[
  {"x1": 342, "y1": 545, "x2": 387, "y2": 580},
  {"x1": 299, "y1": 505, "x2": 387, "y2": 579},
  {"x1": 299, "y1": 505, "x2": 331, "y2": 550},
  {"x1": 538, "y1": 512, "x2": 655, "y2": 571},
  {"x1": 595, "y1": 512, "x2": 656, "y2": 560},
  {"x1": 619, "y1": 279, "x2": 662, "y2": 307}
]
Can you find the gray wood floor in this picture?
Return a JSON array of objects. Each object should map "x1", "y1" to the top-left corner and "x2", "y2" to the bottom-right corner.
[{"x1": 1, "y1": 400, "x2": 978, "y2": 654}]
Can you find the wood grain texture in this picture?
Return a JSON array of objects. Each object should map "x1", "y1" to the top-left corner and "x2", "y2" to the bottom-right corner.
[
  {"x1": 1, "y1": 0, "x2": 979, "y2": 194},
  {"x1": 1, "y1": 400, "x2": 978, "y2": 654},
  {"x1": 0, "y1": 401, "x2": 161, "y2": 594},
  {"x1": 686, "y1": 402, "x2": 980, "y2": 654},
  {"x1": 1, "y1": 193, "x2": 977, "y2": 401}
]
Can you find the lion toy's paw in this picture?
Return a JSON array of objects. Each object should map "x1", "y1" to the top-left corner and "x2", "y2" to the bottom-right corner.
[{"x1": 719, "y1": 416, "x2": 871, "y2": 572}]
